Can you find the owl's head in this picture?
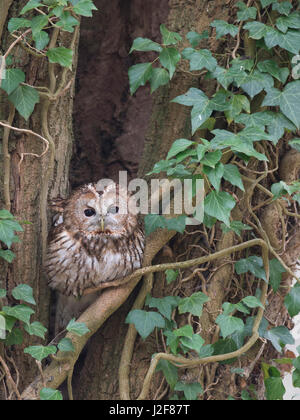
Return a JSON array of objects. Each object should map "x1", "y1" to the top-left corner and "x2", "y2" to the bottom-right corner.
[{"x1": 52, "y1": 183, "x2": 139, "y2": 238}]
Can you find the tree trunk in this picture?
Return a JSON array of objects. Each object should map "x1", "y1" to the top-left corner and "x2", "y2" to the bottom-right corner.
[{"x1": 0, "y1": 0, "x2": 79, "y2": 394}]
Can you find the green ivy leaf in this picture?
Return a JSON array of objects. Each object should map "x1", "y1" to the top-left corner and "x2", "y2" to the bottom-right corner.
[
  {"x1": 216, "y1": 313, "x2": 244, "y2": 338},
  {"x1": 128, "y1": 63, "x2": 153, "y2": 95},
  {"x1": 265, "y1": 377, "x2": 285, "y2": 401},
  {"x1": 167, "y1": 138, "x2": 195, "y2": 160},
  {"x1": 262, "y1": 82, "x2": 300, "y2": 129},
  {"x1": 163, "y1": 215, "x2": 187, "y2": 233},
  {"x1": 204, "y1": 190, "x2": 236, "y2": 226},
  {"x1": 156, "y1": 359, "x2": 178, "y2": 390},
  {"x1": 257, "y1": 60, "x2": 289, "y2": 84},
  {"x1": 212, "y1": 338, "x2": 237, "y2": 364},
  {"x1": 8, "y1": 84, "x2": 39, "y2": 120},
  {"x1": 236, "y1": 1, "x2": 257, "y2": 21},
  {"x1": 174, "y1": 382, "x2": 203, "y2": 400},
  {"x1": 186, "y1": 30, "x2": 209, "y2": 47},
  {"x1": 260, "y1": 0, "x2": 276, "y2": 7},
  {"x1": 272, "y1": 1, "x2": 293, "y2": 16},
  {"x1": 178, "y1": 291, "x2": 210, "y2": 317},
  {"x1": 160, "y1": 24, "x2": 182, "y2": 45},
  {"x1": 243, "y1": 21, "x2": 270, "y2": 39},
  {"x1": 188, "y1": 49, "x2": 217, "y2": 72},
  {"x1": 24, "y1": 321, "x2": 47, "y2": 339},
  {"x1": 24, "y1": 345, "x2": 57, "y2": 361},
  {"x1": 5, "y1": 328, "x2": 24, "y2": 346},
  {"x1": 130, "y1": 37, "x2": 162, "y2": 53},
  {"x1": 284, "y1": 284, "x2": 300, "y2": 318},
  {"x1": 276, "y1": 12, "x2": 300, "y2": 33},
  {"x1": 146, "y1": 295, "x2": 179, "y2": 320},
  {"x1": 149, "y1": 68, "x2": 170, "y2": 93},
  {"x1": 223, "y1": 164, "x2": 244, "y2": 191},
  {"x1": 56, "y1": 11, "x2": 79, "y2": 33},
  {"x1": 2, "y1": 305, "x2": 35, "y2": 326},
  {"x1": 47, "y1": 47, "x2": 74, "y2": 68},
  {"x1": 0, "y1": 250, "x2": 16, "y2": 263},
  {"x1": 264, "y1": 326, "x2": 294, "y2": 353},
  {"x1": 210, "y1": 20, "x2": 239, "y2": 39},
  {"x1": 165, "y1": 269, "x2": 179, "y2": 285},
  {"x1": 72, "y1": 0, "x2": 98, "y2": 17},
  {"x1": 240, "y1": 70, "x2": 274, "y2": 99},
  {"x1": 0, "y1": 289, "x2": 6, "y2": 298},
  {"x1": 20, "y1": 0, "x2": 43, "y2": 15},
  {"x1": 242, "y1": 296, "x2": 264, "y2": 310},
  {"x1": 7, "y1": 17, "x2": 31, "y2": 32},
  {"x1": 12, "y1": 284, "x2": 36, "y2": 305},
  {"x1": 264, "y1": 28, "x2": 300, "y2": 54},
  {"x1": 40, "y1": 388, "x2": 63, "y2": 401},
  {"x1": 33, "y1": 31, "x2": 50, "y2": 50},
  {"x1": 159, "y1": 47, "x2": 181, "y2": 79},
  {"x1": 289, "y1": 138, "x2": 300, "y2": 152},
  {"x1": 144, "y1": 214, "x2": 166, "y2": 236},
  {"x1": 235, "y1": 256, "x2": 267, "y2": 281},
  {"x1": 57, "y1": 337, "x2": 75, "y2": 352},
  {"x1": 0, "y1": 69, "x2": 25, "y2": 95},
  {"x1": 269, "y1": 258, "x2": 286, "y2": 292},
  {"x1": 203, "y1": 162, "x2": 224, "y2": 191},
  {"x1": 125, "y1": 309, "x2": 165, "y2": 340},
  {"x1": 30, "y1": 15, "x2": 48, "y2": 37},
  {"x1": 225, "y1": 94, "x2": 250, "y2": 121},
  {"x1": 180, "y1": 334, "x2": 205, "y2": 355},
  {"x1": 66, "y1": 318, "x2": 90, "y2": 336},
  {"x1": 221, "y1": 221, "x2": 252, "y2": 237}
]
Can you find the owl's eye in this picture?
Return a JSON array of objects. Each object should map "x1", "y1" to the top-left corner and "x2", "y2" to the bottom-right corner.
[
  {"x1": 84, "y1": 208, "x2": 96, "y2": 217},
  {"x1": 108, "y1": 206, "x2": 119, "y2": 214}
]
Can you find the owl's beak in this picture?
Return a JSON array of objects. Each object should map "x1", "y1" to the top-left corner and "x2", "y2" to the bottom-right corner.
[{"x1": 100, "y1": 216, "x2": 105, "y2": 232}]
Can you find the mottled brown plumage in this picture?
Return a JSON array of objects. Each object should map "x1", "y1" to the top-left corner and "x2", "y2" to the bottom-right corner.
[{"x1": 44, "y1": 183, "x2": 144, "y2": 330}]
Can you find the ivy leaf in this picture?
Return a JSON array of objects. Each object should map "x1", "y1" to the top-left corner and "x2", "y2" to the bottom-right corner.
[
  {"x1": 0, "y1": 69, "x2": 25, "y2": 95},
  {"x1": 159, "y1": 47, "x2": 181, "y2": 79},
  {"x1": 7, "y1": 17, "x2": 31, "y2": 33},
  {"x1": 163, "y1": 215, "x2": 187, "y2": 233},
  {"x1": 0, "y1": 250, "x2": 16, "y2": 263},
  {"x1": 160, "y1": 24, "x2": 182, "y2": 45},
  {"x1": 264, "y1": 326, "x2": 294, "y2": 352},
  {"x1": 180, "y1": 334, "x2": 205, "y2": 355},
  {"x1": 264, "y1": 28, "x2": 300, "y2": 54},
  {"x1": 66, "y1": 318, "x2": 90, "y2": 336},
  {"x1": 5, "y1": 328, "x2": 24, "y2": 346},
  {"x1": 56, "y1": 11, "x2": 79, "y2": 33},
  {"x1": 144, "y1": 214, "x2": 165, "y2": 236},
  {"x1": 24, "y1": 321, "x2": 47, "y2": 339},
  {"x1": 20, "y1": 0, "x2": 43, "y2": 15},
  {"x1": 33, "y1": 31, "x2": 50, "y2": 50},
  {"x1": 30, "y1": 15, "x2": 48, "y2": 37},
  {"x1": 8, "y1": 84, "x2": 39, "y2": 120},
  {"x1": 186, "y1": 30, "x2": 209, "y2": 47},
  {"x1": 225, "y1": 94, "x2": 250, "y2": 122},
  {"x1": 200, "y1": 150, "x2": 222, "y2": 168},
  {"x1": 262, "y1": 82, "x2": 300, "y2": 129},
  {"x1": 235, "y1": 256, "x2": 267, "y2": 281},
  {"x1": 130, "y1": 37, "x2": 162, "y2": 53},
  {"x1": 272, "y1": 1, "x2": 293, "y2": 16},
  {"x1": 188, "y1": 49, "x2": 217, "y2": 72},
  {"x1": 284, "y1": 284, "x2": 300, "y2": 318},
  {"x1": 266, "y1": 112, "x2": 296, "y2": 144},
  {"x1": 57, "y1": 337, "x2": 75, "y2": 352},
  {"x1": 210, "y1": 20, "x2": 239, "y2": 38},
  {"x1": 178, "y1": 291, "x2": 210, "y2": 317},
  {"x1": 243, "y1": 21, "x2": 270, "y2": 39},
  {"x1": 216, "y1": 313, "x2": 244, "y2": 338},
  {"x1": 221, "y1": 221, "x2": 252, "y2": 237},
  {"x1": 167, "y1": 139, "x2": 195, "y2": 159},
  {"x1": 174, "y1": 382, "x2": 203, "y2": 400},
  {"x1": 269, "y1": 258, "x2": 286, "y2": 292},
  {"x1": 149, "y1": 68, "x2": 169, "y2": 93},
  {"x1": 223, "y1": 164, "x2": 244, "y2": 191},
  {"x1": 12, "y1": 284, "x2": 36, "y2": 305},
  {"x1": 146, "y1": 295, "x2": 179, "y2": 320},
  {"x1": 212, "y1": 338, "x2": 237, "y2": 364},
  {"x1": 156, "y1": 359, "x2": 178, "y2": 390},
  {"x1": 72, "y1": 0, "x2": 98, "y2": 17},
  {"x1": 173, "y1": 325, "x2": 193, "y2": 338},
  {"x1": 2, "y1": 305, "x2": 35, "y2": 326},
  {"x1": 24, "y1": 345, "x2": 57, "y2": 361},
  {"x1": 289, "y1": 138, "x2": 300, "y2": 153},
  {"x1": 128, "y1": 63, "x2": 153, "y2": 95},
  {"x1": 47, "y1": 47, "x2": 73, "y2": 68},
  {"x1": 265, "y1": 377, "x2": 285, "y2": 401},
  {"x1": 240, "y1": 70, "x2": 274, "y2": 99},
  {"x1": 276, "y1": 12, "x2": 300, "y2": 33},
  {"x1": 0, "y1": 289, "x2": 6, "y2": 298},
  {"x1": 260, "y1": 0, "x2": 276, "y2": 7},
  {"x1": 203, "y1": 162, "x2": 224, "y2": 191},
  {"x1": 40, "y1": 388, "x2": 63, "y2": 401},
  {"x1": 125, "y1": 309, "x2": 165, "y2": 340},
  {"x1": 236, "y1": 1, "x2": 257, "y2": 21},
  {"x1": 234, "y1": 111, "x2": 274, "y2": 128},
  {"x1": 257, "y1": 60, "x2": 289, "y2": 84},
  {"x1": 165, "y1": 269, "x2": 179, "y2": 285},
  {"x1": 204, "y1": 190, "x2": 236, "y2": 226},
  {"x1": 242, "y1": 296, "x2": 264, "y2": 310}
]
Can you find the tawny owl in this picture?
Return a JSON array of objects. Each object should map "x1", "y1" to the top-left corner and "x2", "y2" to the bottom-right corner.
[{"x1": 44, "y1": 183, "x2": 145, "y2": 331}]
